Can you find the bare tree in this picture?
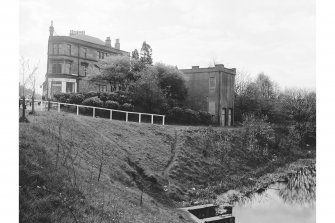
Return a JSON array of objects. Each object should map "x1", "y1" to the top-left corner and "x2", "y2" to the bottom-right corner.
[
  {"x1": 20, "y1": 57, "x2": 39, "y2": 119},
  {"x1": 234, "y1": 71, "x2": 252, "y2": 96}
]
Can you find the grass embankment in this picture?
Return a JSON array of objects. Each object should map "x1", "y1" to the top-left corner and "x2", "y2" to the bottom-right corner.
[{"x1": 19, "y1": 111, "x2": 315, "y2": 222}]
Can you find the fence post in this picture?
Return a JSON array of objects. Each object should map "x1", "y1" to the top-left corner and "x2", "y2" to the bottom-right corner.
[
  {"x1": 110, "y1": 110, "x2": 113, "y2": 120},
  {"x1": 151, "y1": 115, "x2": 153, "y2": 124},
  {"x1": 162, "y1": 115, "x2": 165, "y2": 125},
  {"x1": 139, "y1": 114, "x2": 141, "y2": 123},
  {"x1": 77, "y1": 105, "x2": 79, "y2": 115},
  {"x1": 126, "y1": 112, "x2": 128, "y2": 122},
  {"x1": 93, "y1": 107, "x2": 95, "y2": 118},
  {"x1": 58, "y1": 103, "x2": 60, "y2": 112}
]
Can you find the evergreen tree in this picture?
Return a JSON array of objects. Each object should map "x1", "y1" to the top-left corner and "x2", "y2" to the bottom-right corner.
[
  {"x1": 131, "y1": 49, "x2": 139, "y2": 60},
  {"x1": 140, "y1": 41, "x2": 153, "y2": 65}
]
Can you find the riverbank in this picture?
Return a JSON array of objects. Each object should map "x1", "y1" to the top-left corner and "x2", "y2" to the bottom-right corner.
[
  {"x1": 215, "y1": 158, "x2": 315, "y2": 205},
  {"x1": 19, "y1": 111, "x2": 315, "y2": 222}
]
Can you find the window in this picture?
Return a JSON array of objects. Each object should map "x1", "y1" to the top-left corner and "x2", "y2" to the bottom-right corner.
[
  {"x1": 53, "y1": 44, "x2": 60, "y2": 55},
  {"x1": 209, "y1": 77, "x2": 216, "y2": 88},
  {"x1": 81, "y1": 62, "x2": 88, "y2": 76},
  {"x1": 51, "y1": 81, "x2": 62, "y2": 96},
  {"x1": 64, "y1": 62, "x2": 72, "y2": 74},
  {"x1": 67, "y1": 44, "x2": 71, "y2": 55},
  {"x1": 98, "y1": 85, "x2": 107, "y2": 92},
  {"x1": 84, "y1": 48, "x2": 87, "y2": 58},
  {"x1": 66, "y1": 82, "x2": 75, "y2": 93},
  {"x1": 52, "y1": 64, "x2": 62, "y2": 73},
  {"x1": 208, "y1": 101, "x2": 215, "y2": 114},
  {"x1": 98, "y1": 51, "x2": 105, "y2": 59}
]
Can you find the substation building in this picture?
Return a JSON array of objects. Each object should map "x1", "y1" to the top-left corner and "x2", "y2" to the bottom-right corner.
[{"x1": 180, "y1": 65, "x2": 236, "y2": 126}]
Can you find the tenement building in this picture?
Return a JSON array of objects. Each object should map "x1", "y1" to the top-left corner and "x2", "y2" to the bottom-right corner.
[
  {"x1": 42, "y1": 22, "x2": 129, "y2": 98},
  {"x1": 180, "y1": 64, "x2": 236, "y2": 126}
]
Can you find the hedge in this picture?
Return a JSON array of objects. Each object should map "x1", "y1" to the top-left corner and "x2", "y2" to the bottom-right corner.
[
  {"x1": 82, "y1": 97, "x2": 103, "y2": 107},
  {"x1": 166, "y1": 107, "x2": 213, "y2": 125},
  {"x1": 53, "y1": 92, "x2": 213, "y2": 126},
  {"x1": 105, "y1": 100, "x2": 119, "y2": 109}
]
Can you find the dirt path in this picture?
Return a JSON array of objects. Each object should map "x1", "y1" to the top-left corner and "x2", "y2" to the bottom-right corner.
[{"x1": 163, "y1": 130, "x2": 179, "y2": 187}]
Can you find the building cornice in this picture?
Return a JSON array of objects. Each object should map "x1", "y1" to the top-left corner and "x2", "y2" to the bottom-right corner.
[
  {"x1": 46, "y1": 73, "x2": 80, "y2": 79},
  {"x1": 49, "y1": 54, "x2": 99, "y2": 62},
  {"x1": 180, "y1": 67, "x2": 236, "y2": 75}
]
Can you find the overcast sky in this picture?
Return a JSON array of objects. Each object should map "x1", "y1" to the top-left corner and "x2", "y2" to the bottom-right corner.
[{"x1": 19, "y1": 0, "x2": 315, "y2": 92}]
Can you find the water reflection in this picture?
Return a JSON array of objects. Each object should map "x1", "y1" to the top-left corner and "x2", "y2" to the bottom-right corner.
[
  {"x1": 279, "y1": 166, "x2": 315, "y2": 206},
  {"x1": 217, "y1": 166, "x2": 316, "y2": 223}
]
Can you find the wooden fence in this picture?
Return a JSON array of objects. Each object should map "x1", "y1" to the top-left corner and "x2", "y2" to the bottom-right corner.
[{"x1": 20, "y1": 99, "x2": 165, "y2": 125}]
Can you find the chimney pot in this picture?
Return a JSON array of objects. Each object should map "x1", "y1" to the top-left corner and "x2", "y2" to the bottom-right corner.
[
  {"x1": 115, "y1": 38, "x2": 120, "y2": 50},
  {"x1": 105, "y1": 37, "x2": 111, "y2": 47}
]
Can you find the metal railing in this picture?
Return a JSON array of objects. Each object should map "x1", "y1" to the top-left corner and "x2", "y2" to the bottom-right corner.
[{"x1": 19, "y1": 99, "x2": 165, "y2": 125}]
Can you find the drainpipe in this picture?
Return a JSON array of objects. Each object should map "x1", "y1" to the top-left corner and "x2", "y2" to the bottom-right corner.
[
  {"x1": 218, "y1": 71, "x2": 222, "y2": 125},
  {"x1": 46, "y1": 38, "x2": 50, "y2": 99},
  {"x1": 232, "y1": 74, "x2": 235, "y2": 126},
  {"x1": 77, "y1": 43, "x2": 80, "y2": 92}
]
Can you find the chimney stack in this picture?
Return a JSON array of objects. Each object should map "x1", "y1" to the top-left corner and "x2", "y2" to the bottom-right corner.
[
  {"x1": 115, "y1": 38, "x2": 120, "y2": 50},
  {"x1": 105, "y1": 37, "x2": 111, "y2": 47}
]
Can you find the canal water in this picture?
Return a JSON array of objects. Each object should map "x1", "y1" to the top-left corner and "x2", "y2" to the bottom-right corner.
[{"x1": 218, "y1": 167, "x2": 315, "y2": 223}]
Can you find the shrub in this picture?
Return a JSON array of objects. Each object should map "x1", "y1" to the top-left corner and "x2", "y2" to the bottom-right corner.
[
  {"x1": 83, "y1": 91, "x2": 99, "y2": 99},
  {"x1": 82, "y1": 97, "x2": 103, "y2": 107},
  {"x1": 184, "y1": 108, "x2": 200, "y2": 125},
  {"x1": 116, "y1": 91, "x2": 133, "y2": 104},
  {"x1": 53, "y1": 93, "x2": 69, "y2": 103},
  {"x1": 198, "y1": 111, "x2": 213, "y2": 125},
  {"x1": 99, "y1": 92, "x2": 110, "y2": 103},
  {"x1": 167, "y1": 107, "x2": 184, "y2": 123},
  {"x1": 121, "y1": 103, "x2": 134, "y2": 111},
  {"x1": 105, "y1": 100, "x2": 120, "y2": 109},
  {"x1": 160, "y1": 103, "x2": 170, "y2": 115},
  {"x1": 241, "y1": 114, "x2": 275, "y2": 164},
  {"x1": 67, "y1": 93, "x2": 85, "y2": 104}
]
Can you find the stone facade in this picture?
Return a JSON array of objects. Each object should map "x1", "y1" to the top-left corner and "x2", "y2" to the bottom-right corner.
[
  {"x1": 180, "y1": 64, "x2": 236, "y2": 126},
  {"x1": 43, "y1": 22, "x2": 130, "y2": 98}
]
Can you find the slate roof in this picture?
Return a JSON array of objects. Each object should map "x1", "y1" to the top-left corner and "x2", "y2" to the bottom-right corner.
[{"x1": 70, "y1": 34, "x2": 105, "y2": 46}]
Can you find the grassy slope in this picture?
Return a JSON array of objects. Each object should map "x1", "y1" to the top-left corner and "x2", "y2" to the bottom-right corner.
[{"x1": 19, "y1": 111, "x2": 314, "y2": 222}]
